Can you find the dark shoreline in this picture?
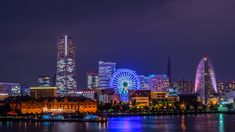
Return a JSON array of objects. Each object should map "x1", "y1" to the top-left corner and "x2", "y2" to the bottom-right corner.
[
  {"x1": 0, "y1": 118, "x2": 108, "y2": 122},
  {"x1": 0, "y1": 112, "x2": 234, "y2": 122},
  {"x1": 107, "y1": 111, "x2": 235, "y2": 117}
]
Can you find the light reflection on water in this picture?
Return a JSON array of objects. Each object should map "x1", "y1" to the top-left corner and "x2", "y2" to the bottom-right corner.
[
  {"x1": 219, "y1": 114, "x2": 224, "y2": 132},
  {"x1": 181, "y1": 115, "x2": 186, "y2": 132},
  {"x1": 0, "y1": 114, "x2": 235, "y2": 132}
]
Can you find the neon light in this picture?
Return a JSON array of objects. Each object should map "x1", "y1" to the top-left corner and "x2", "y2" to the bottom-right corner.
[{"x1": 110, "y1": 68, "x2": 140, "y2": 102}]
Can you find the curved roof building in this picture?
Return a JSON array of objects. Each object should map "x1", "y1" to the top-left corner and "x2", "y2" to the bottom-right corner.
[{"x1": 195, "y1": 57, "x2": 217, "y2": 104}]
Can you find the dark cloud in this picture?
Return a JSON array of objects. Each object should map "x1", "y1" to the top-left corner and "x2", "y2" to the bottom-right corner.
[{"x1": 0, "y1": 0, "x2": 235, "y2": 87}]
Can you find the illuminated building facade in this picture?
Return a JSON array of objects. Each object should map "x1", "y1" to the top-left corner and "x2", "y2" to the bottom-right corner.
[
  {"x1": 139, "y1": 75, "x2": 150, "y2": 90},
  {"x1": 77, "y1": 89, "x2": 97, "y2": 101},
  {"x1": 4, "y1": 96, "x2": 97, "y2": 114},
  {"x1": 129, "y1": 90, "x2": 150, "y2": 107},
  {"x1": 87, "y1": 72, "x2": 99, "y2": 89},
  {"x1": 38, "y1": 75, "x2": 51, "y2": 87},
  {"x1": 150, "y1": 92, "x2": 167, "y2": 105},
  {"x1": 42, "y1": 97, "x2": 79, "y2": 113},
  {"x1": 0, "y1": 93, "x2": 9, "y2": 100},
  {"x1": 79, "y1": 100, "x2": 97, "y2": 113},
  {"x1": 195, "y1": 57, "x2": 218, "y2": 104},
  {"x1": 217, "y1": 81, "x2": 225, "y2": 97},
  {"x1": 98, "y1": 61, "x2": 116, "y2": 89},
  {"x1": 225, "y1": 91, "x2": 235, "y2": 104},
  {"x1": 149, "y1": 74, "x2": 170, "y2": 92},
  {"x1": 226, "y1": 81, "x2": 235, "y2": 93},
  {"x1": 42, "y1": 97, "x2": 97, "y2": 114},
  {"x1": 21, "y1": 99, "x2": 43, "y2": 114},
  {"x1": 4, "y1": 96, "x2": 42, "y2": 114},
  {"x1": 150, "y1": 92, "x2": 167, "y2": 100},
  {"x1": 30, "y1": 87, "x2": 57, "y2": 99},
  {"x1": 172, "y1": 80, "x2": 194, "y2": 94},
  {"x1": 110, "y1": 68, "x2": 140, "y2": 102},
  {"x1": 166, "y1": 88, "x2": 179, "y2": 102},
  {"x1": 130, "y1": 97, "x2": 149, "y2": 108},
  {"x1": 56, "y1": 35, "x2": 77, "y2": 96},
  {"x1": 217, "y1": 81, "x2": 235, "y2": 97},
  {"x1": 98, "y1": 88, "x2": 120, "y2": 104},
  {"x1": 0, "y1": 83, "x2": 21, "y2": 96}
]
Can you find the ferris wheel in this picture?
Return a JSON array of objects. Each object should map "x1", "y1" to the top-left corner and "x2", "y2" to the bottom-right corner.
[{"x1": 110, "y1": 68, "x2": 140, "y2": 101}]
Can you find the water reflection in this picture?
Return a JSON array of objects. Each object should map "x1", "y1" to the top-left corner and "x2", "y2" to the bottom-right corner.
[
  {"x1": 0, "y1": 114, "x2": 234, "y2": 132},
  {"x1": 219, "y1": 114, "x2": 224, "y2": 132},
  {"x1": 181, "y1": 115, "x2": 186, "y2": 131}
]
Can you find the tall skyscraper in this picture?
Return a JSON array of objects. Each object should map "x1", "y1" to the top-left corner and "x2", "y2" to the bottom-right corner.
[
  {"x1": 98, "y1": 61, "x2": 116, "y2": 89},
  {"x1": 87, "y1": 72, "x2": 99, "y2": 89},
  {"x1": 195, "y1": 56, "x2": 217, "y2": 104},
  {"x1": 56, "y1": 35, "x2": 77, "y2": 96}
]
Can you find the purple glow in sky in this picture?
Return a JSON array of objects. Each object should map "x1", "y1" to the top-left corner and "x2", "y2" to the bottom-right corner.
[{"x1": 0, "y1": 0, "x2": 235, "y2": 87}]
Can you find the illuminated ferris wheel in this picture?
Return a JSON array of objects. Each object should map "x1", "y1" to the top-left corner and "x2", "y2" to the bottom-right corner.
[{"x1": 110, "y1": 68, "x2": 140, "y2": 102}]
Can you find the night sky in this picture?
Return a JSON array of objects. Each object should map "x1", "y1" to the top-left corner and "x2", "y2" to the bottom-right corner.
[{"x1": 0, "y1": 0, "x2": 235, "y2": 88}]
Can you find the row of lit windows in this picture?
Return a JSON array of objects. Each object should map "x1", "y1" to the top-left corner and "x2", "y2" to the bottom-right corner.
[{"x1": 80, "y1": 106, "x2": 96, "y2": 108}]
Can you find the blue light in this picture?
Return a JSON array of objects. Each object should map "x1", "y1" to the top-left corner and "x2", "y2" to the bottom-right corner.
[
  {"x1": 55, "y1": 114, "x2": 64, "y2": 120},
  {"x1": 110, "y1": 68, "x2": 140, "y2": 102},
  {"x1": 42, "y1": 114, "x2": 52, "y2": 119},
  {"x1": 148, "y1": 74, "x2": 156, "y2": 78}
]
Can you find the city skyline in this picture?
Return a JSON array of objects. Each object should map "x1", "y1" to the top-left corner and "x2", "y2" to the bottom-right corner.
[
  {"x1": 1, "y1": 1, "x2": 235, "y2": 131},
  {"x1": 1, "y1": 0, "x2": 235, "y2": 88}
]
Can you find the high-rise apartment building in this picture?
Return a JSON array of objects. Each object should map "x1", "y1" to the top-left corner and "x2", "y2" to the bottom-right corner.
[
  {"x1": 149, "y1": 74, "x2": 170, "y2": 92},
  {"x1": 98, "y1": 61, "x2": 116, "y2": 89},
  {"x1": 87, "y1": 72, "x2": 99, "y2": 89},
  {"x1": 139, "y1": 75, "x2": 150, "y2": 90}
]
